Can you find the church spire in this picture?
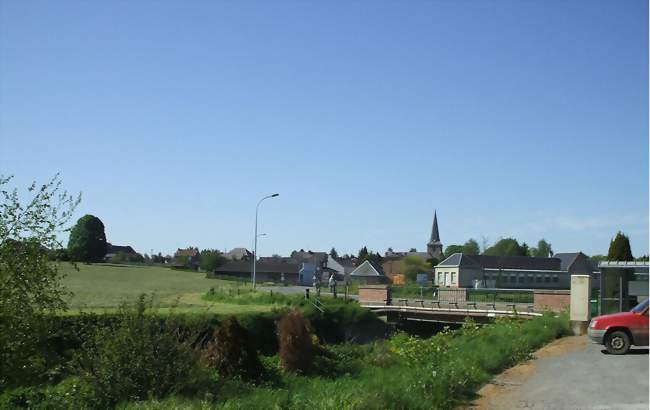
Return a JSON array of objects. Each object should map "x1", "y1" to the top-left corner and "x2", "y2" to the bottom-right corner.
[
  {"x1": 427, "y1": 211, "x2": 443, "y2": 259},
  {"x1": 430, "y1": 211, "x2": 440, "y2": 243}
]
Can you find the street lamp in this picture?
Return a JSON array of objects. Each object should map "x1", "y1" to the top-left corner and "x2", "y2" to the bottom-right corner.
[
  {"x1": 251, "y1": 233, "x2": 267, "y2": 251},
  {"x1": 252, "y1": 193, "x2": 279, "y2": 289}
]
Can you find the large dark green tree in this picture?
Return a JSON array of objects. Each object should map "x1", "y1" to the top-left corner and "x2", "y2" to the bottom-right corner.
[
  {"x1": 68, "y1": 214, "x2": 107, "y2": 262},
  {"x1": 462, "y1": 239, "x2": 480, "y2": 255},
  {"x1": 444, "y1": 244, "x2": 463, "y2": 256},
  {"x1": 199, "y1": 249, "x2": 227, "y2": 271},
  {"x1": 607, "y1": 231, "x2": 633, "y2": 261},
  {"x1": 483, "y1": 238, "x2": 528, "y2": 257},
  {"x1": 530, "y1": 239, "x2": 553, "y2": 257},
  {"x1": 401, "y1": 255, "x2": 431, "y2": 282}
]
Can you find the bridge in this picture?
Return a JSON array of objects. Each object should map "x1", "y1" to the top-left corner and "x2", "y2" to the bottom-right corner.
[
  {"x1": 358, "y1": 286, "x2": 561, "y2": 325},
  {"x1": 363, "y1": 302, "x2": 542, "y2": 325}
]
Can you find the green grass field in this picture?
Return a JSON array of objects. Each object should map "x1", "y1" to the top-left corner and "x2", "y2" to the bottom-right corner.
[{"x1": 58, "y1": 263, "x2": 273, "y2": 314}]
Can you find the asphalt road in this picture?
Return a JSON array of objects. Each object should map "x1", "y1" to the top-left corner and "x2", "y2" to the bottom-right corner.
[{"x1": 470, "y1": 336, "x2": 649, "y2": 410}]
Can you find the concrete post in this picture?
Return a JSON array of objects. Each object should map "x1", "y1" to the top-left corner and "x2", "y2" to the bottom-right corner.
[{"x1": 570, "y1": 275, "x2": 592, "y2": 335}]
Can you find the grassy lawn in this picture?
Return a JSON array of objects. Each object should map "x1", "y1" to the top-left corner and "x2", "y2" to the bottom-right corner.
[{"x1": 58, "y1": 263, "x2": 272, "y2": 314}]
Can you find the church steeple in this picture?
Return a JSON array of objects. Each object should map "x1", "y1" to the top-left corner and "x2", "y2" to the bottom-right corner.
[
  {"x1": 427, "y1": 211, "x2": 443, "y2": 259},
  {"x1": 430, "y1": 211, "x2": 440, "y2": 243}
]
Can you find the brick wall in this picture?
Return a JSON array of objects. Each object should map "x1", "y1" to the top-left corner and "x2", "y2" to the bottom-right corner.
[
  {"x1": 534, "y1": 290, "x2": 570, "y2": 312},
  {"x1": 358, "y1": 286, "x2": 390, "y2": 305}
]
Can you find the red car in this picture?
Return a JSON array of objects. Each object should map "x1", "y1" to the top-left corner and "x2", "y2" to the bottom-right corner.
[{"x1": 588, "y1": 298, "x2": 649, "y2": 354}]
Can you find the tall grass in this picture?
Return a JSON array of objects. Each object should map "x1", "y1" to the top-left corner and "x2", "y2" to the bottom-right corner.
[
  {"x1": 202, "y1": 288, "x2": 301, "y2": 305},
  {"x1": 121, "y1": 313, "x2": 570, "y2": 410}
]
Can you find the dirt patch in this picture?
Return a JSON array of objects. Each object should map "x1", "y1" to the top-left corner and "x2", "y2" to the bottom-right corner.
[{"x1": 462, "y1": 336, "x2": 585, "y2": 410}]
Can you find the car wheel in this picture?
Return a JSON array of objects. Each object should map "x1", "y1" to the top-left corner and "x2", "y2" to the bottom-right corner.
[{"x1": 605, "y1": 330, "x2": 631, "y2": 355}]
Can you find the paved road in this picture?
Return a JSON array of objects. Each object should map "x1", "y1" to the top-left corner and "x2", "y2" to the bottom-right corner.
[{"x1": 470, "y1": 336, "x2": 649, "y2": 410}]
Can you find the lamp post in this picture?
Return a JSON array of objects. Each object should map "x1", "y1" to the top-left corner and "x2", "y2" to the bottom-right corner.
[
  {"x1": 251, "y1": 233, "x2": 267, "y2": 252},
  {"x1": 252, "y1": 193, "x2": 278, "y2": 289}
]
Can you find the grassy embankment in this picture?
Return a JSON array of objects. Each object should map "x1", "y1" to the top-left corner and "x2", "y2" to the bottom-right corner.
[
  {"x1": 121, "y1": 313, "x2": 570, "y2": 410},
  {"x1": 58, "y1": 263, "x2": 277, "y2": 315}
]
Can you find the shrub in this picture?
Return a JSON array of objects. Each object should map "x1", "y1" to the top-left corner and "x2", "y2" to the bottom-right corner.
[
  {"x1": 277, "y1": 310, "x2": 314, "y2": 374},
  {"x1": 73, "y1": 295, "x2": 200, "y2": 405},
  {"x1": 202, "y1": 316, "x2": 263, "y2": 380}
]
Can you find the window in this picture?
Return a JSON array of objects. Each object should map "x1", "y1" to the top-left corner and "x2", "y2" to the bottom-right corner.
[
  {"x1": 510, "y1": 275, "x2": 517, "y2": 283},
  {"x1": 544, "y1": 275, "x2": 551, "y2": 283},
  {"x1": 552, "y1": 275, "x2": 559, "y2": 283},
  {"x1": 451, "y1": 272, "x2": 457, "y2": 284},
  {"x1": 437, "y1": 272, "x2": 443, "y2": 285},
  {"x1": 518, "y1": 275, "x2": 525, "y2": 284},
  {"x1": 527, "y1": 275, "x2": 534, "y2": 283},
  {"x1": 536, "y1": 275, "x2": 543, "y2": 283}
]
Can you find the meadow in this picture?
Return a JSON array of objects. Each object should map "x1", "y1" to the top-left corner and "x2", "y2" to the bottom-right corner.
[{"x1": 58, "y1": 263, "x2": 274, "y2": 314}]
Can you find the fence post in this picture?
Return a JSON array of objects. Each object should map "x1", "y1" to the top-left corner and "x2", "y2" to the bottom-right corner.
[{"x1": 305, "y1": 288, "x2": 310, "y2": 299}]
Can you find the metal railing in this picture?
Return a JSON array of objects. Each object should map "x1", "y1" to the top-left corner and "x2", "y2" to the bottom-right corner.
[{"x1": 388, "y1": 286, "x2": 534, "y2": 308}]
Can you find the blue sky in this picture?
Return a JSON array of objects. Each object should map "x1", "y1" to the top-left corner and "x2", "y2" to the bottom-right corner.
[{"x1": 1, "y1": 0, "x2": 648, "y2": 258}]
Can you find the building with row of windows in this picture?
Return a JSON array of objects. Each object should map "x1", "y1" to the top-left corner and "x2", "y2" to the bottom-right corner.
[{"x1": 433, "y1": 252, "x2": 598, "y2": 290}]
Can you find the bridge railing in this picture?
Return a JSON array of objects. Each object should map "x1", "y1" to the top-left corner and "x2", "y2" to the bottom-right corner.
[{"x1": 388, "y1": 286, "x2": 534, "y2": 306}]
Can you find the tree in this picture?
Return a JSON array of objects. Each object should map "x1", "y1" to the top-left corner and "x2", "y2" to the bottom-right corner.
[
  {"x1": 589, "y1": 254, "x2": 607, "y2": 264},
  {"x1": 357, "y1": 246, "x2": 382, "y2": 265},
  {"x1": 68, "y1": 214, "x2": 107, "y2": 262},
  {"x1": 409, "y1": 248, "x2": 417, "y2": 252},
  {"x1": 199, "y1": 249, "x2": 227, "y2": 271},
  {"x1": 329, "y1": 247, "x2": 339, "y2": 259},
  {"x1": 607, "y1": 232, "x2": 633, "y2": 261},
  {"x1": 401, "y1": 255, "x2": 431, "y2": 282},
  {"x1": 483, "y1": 238, "x2": 528, "y2": 257},
  {"x1": 531, "y1": 239, "x2": 553, "y2": 257},
  {"x1": 0, "y1": 174, "x2": 80, "y2": 387},
  {"x1": 444, "y1": 244, "x2": 463, "y2": 256},
  {"x1": 357, "y1": 246, "x2": 368, "y2": 259},
  {"x1": 462, "y1": 239, "x2": 480, "y2": 255}
]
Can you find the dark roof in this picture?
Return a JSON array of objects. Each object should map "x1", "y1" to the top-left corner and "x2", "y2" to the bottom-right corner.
[
  {"x1": 350, "y1": 260, "x2": 386, "y2": 276},
  {"x1": 334, "y1": 257, "x2": 356, "y2": 267},
  {"x1": 438, "y1": 253, "x2": 561, "y2": 271},
  {"x1": 214, "y1": 260, "x2": 301, "y2": 274},
  {"x1": 107, "y1": 243, "x2": 137, "y2": 254},
  {"x1": 553, "y1": 253, "x2": 581, "y2": 270},
  {"x1": 438, "y1": 253, "x2": 481, "y2": 267},
  {"x1": 290, "y1": 251, "x2": 328, "y2": 265}
]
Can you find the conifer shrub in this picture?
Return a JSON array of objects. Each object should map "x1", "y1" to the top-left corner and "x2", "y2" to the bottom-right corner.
[
  {"x1": 202, "y1": 316, "x2": 263, "y2": 380},
  {"x1": 277, "y1": 310, "x2": 314, "y2": 374}
]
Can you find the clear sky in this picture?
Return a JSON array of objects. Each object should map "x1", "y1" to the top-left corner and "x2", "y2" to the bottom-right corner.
[{"x1": 1, "y1": 0, "x2": 648, "y2": 258}]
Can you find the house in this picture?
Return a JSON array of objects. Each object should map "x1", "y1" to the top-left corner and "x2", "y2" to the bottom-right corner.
[
  {"x1": 105, "y1": 243, "x2": 139, "y2": 261},
  {"x1": 348, "y1": 260, "x2": 389, "y2": 285},
  {"x1": 173, "y1": 247, "x2": 200, "y2": 270},
  {"x1": 434, "y1": 253, "x2": 567, "y2": 289},
  {"x1": 554, "y1": 252, "x2": 600, "y2": 289},
  {"x1": 257, "y1": 250, "x2": 346, "y2": 284},
  {"x1": 223, "y1": 247, "x2": 252, "y2": 261},
  {"x1": 381, "y1": 259, "x2": 404, "y2": 283},
  {"x1": 209, "y1": 260, "x2": 302, "y2": 284}
]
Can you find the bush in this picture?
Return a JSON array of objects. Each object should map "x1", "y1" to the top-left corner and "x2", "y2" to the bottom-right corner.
[
  {"x1": 202, "y1": 316, "x2": 263, "y2": 380},
  {"x1": 73, "y1": 295, "x2": 200, "y2": 405},
  {"x1": 277, "y1": 310, "x2": 314, "y2": 374}
]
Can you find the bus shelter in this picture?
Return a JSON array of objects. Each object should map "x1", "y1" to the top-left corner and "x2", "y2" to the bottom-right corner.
[{"x1": 598, "y1": 261, "x2": 649, "y2": 315}]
